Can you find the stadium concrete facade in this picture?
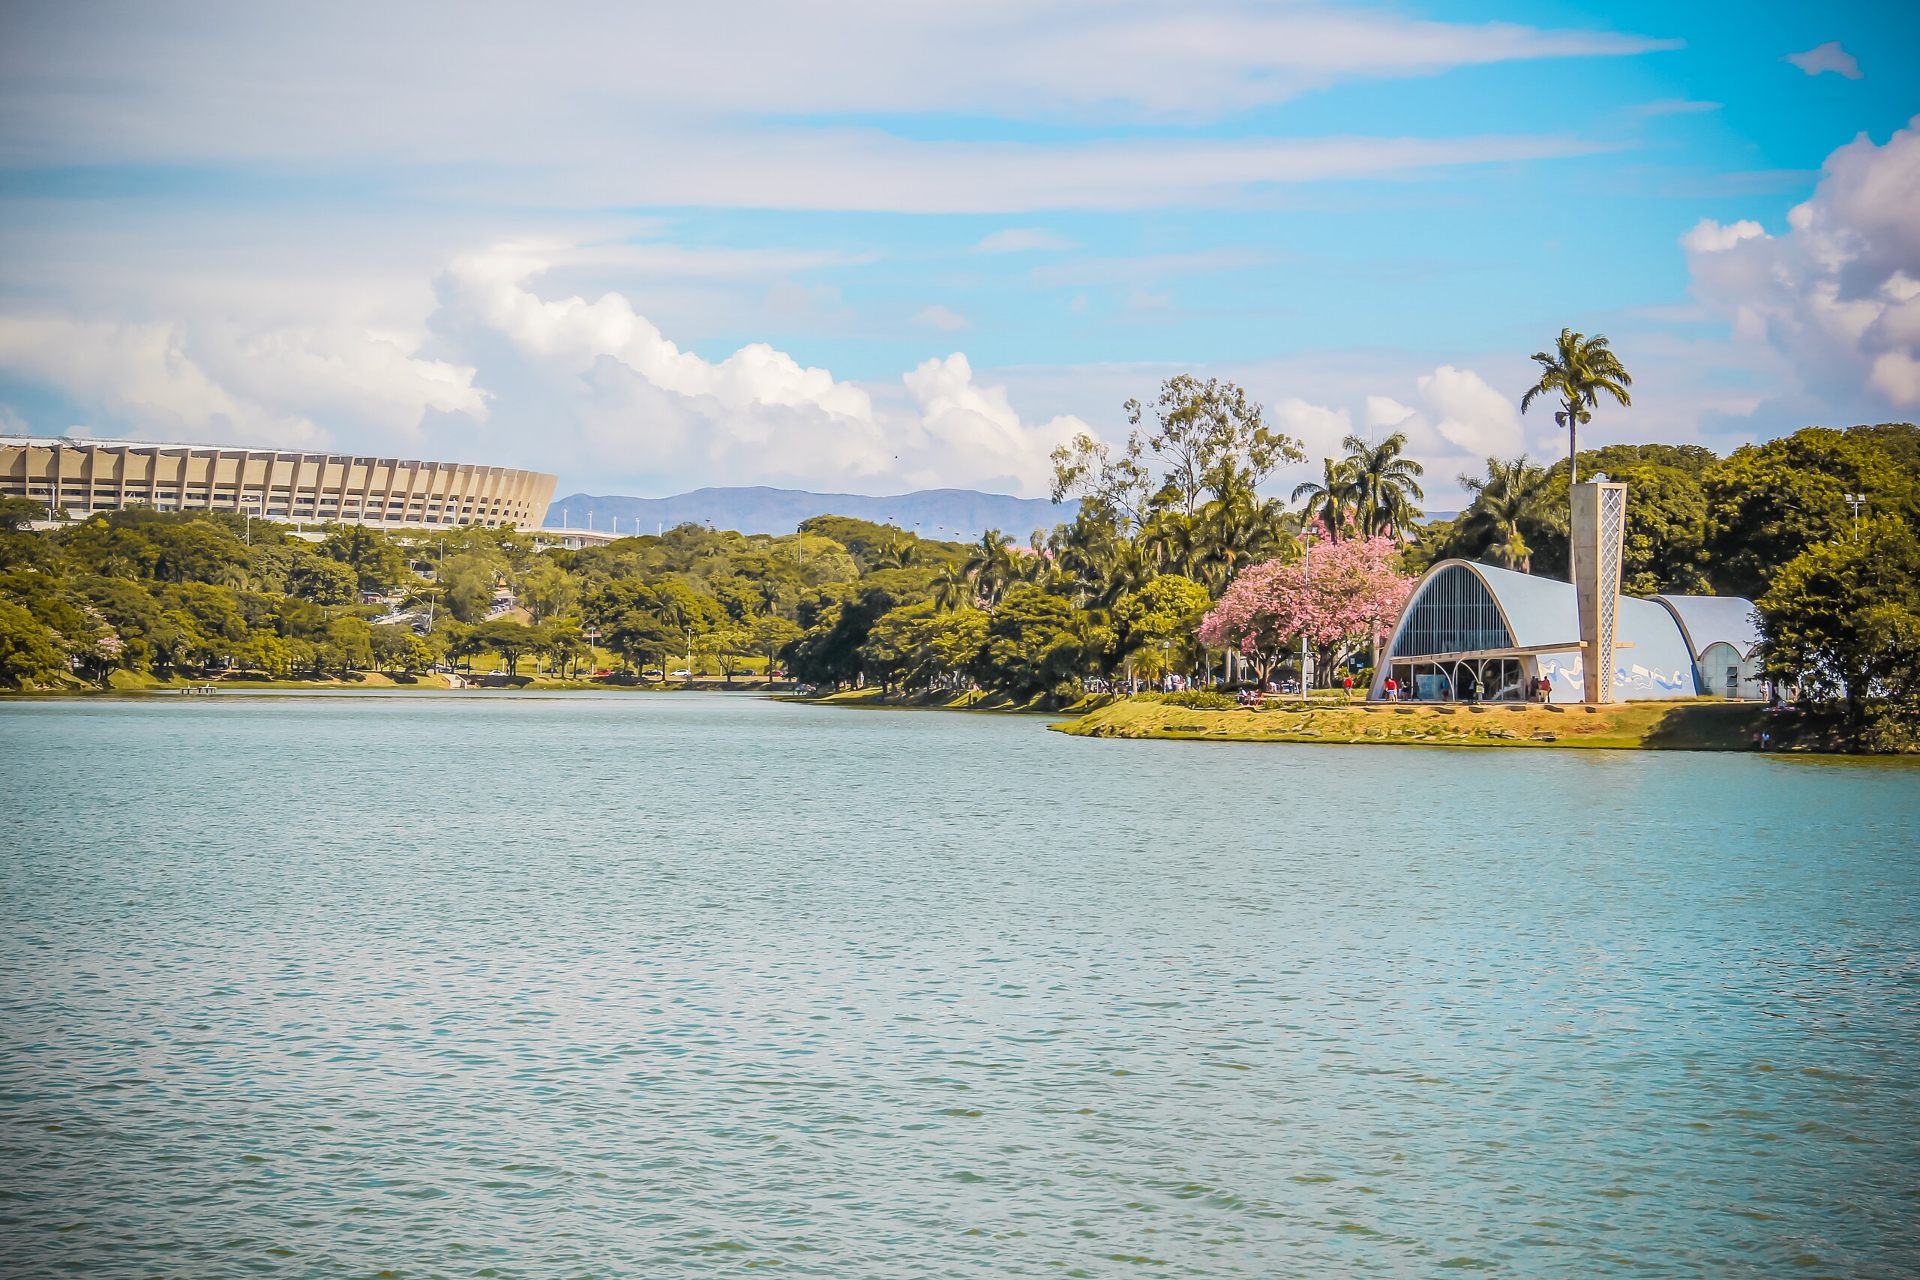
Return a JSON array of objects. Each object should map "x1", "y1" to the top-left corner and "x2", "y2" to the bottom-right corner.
[{"x1": 1, "y1": 437, "x2": 555, "y2": 531}]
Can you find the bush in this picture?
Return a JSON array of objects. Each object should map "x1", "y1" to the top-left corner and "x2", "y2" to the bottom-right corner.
[{"x1": 1135, "y1": 690, "x2": 1239, "y2": 711}]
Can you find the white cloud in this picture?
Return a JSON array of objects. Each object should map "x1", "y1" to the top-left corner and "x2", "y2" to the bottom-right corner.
[
  {"x1": 1785, "y1": 41, "x2": 1862, "y2": 79},
  {"x1": 1680, "y1": 218, "x2": 1765, "y2": 253},
  {"x1": 912, "y1": 304, "x2": 972, "y2": 332},
  {"x1": 974, "y1": 228, "x2": 1079, "y2": 254},
  {"x1": 0, "y1": 314, "x2": 479, "y2": 448},
  {"x1": 0, "y1": 4, "x2": 1673, "y2": 158},
  {"x1": 1685, "y1": 115, "x2": 1920, "y2": 409},
  {"x1": 434, "y1": 243, "x2": 1089, "y2": 495},
  {"x1": 1272, "y1": 397, "x2": 1355, "y2": 458},
  {"x1": 0, "y1": 5, "x2": 1654, "y2": 214},
  {"x1": 1364, "y1": 395, "x2": 1416, "y2": 430},
  {"x1": 1416, "y1": 365, "x2": 1525, "y2": 456}
]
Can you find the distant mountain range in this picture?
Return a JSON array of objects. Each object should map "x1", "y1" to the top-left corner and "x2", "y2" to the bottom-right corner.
[{"x1": 546, "y1": 487, "x2": 1077, "y2": 542}]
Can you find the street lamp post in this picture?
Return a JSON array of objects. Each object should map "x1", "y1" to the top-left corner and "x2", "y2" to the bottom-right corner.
[
  {"x1": 1298, "y1": 530, "x2": 1311, "y2": 702},
  {"x1": 1844, "y1": 493, "x2": 1867, "y2": 541}
]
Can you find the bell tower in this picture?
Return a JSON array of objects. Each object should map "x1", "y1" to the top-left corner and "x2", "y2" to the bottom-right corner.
[{"x1": 1570, "y1": 481, "x2": 1628, "y2": 703}]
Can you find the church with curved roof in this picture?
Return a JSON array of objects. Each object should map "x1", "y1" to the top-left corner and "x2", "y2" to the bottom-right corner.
[{"x1": 1371, "y1": 558, "x2": 1765, "y2": 705}]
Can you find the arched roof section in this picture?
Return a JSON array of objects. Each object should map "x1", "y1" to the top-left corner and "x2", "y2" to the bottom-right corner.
[
  {"x1": 1652, "y1": 594, "x2": 1763, "y2": 660},
  {"x1": 1381, "y1": 560, "x2": 1581, "y2": 662}
]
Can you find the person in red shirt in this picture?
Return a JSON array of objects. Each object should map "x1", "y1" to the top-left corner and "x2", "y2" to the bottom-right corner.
[{"x1": 1383, "y1": 676, "x2": 1398, "y2": 701}]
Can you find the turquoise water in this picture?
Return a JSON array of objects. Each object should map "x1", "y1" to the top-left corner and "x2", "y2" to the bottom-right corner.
[{"x1": 1, "y1": 693, "x2": 1917, "y2": 1278}]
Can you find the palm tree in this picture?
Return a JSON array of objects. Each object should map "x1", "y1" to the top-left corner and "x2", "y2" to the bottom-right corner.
[
  {"x1": 1520, "y1": 329, "x2": 1633, "y2": 485},
  {"x1": 1141, "y1": 511, "x2": 1202, "y2": 578},
  {"x1": 963, "y1": 529, "x2": 1018, "y2": 608},
  {"x1": 1291, "y1": 457, "x2": 1359, "y2": 542},
  {"x1": 871, "y1": 535, "x2": 917, "y2": 570},
  {"x1": 1341, "y1": 432, "x2": 1425, "y2": 538},
  {"x1": 1095, "y1": 538, "x2": 1157, "y2": 610},
  {"x1": 1194, "y1": 487, "x2": 1289, "y2": 591},
  {"x1": 932, "y1": 563, "x2": 973, "y2": 611},
  {"x1": 1458, "y1": 455, "x2": 1550, "y2": 572}
]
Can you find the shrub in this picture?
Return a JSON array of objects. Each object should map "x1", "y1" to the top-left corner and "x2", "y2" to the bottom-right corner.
[{"x1": 1135, "y1": 690, "x2": 1239, "y2": 711}]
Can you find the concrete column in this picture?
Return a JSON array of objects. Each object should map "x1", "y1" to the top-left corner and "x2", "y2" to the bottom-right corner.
[{"x1": 1571, "y1": 481, "x2": 1628, "y2": 704}]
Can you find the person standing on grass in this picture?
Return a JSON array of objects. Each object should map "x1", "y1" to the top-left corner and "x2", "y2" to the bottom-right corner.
[{"x1": 1342, "y1": 673, "x2": 1354, "y2": 701}]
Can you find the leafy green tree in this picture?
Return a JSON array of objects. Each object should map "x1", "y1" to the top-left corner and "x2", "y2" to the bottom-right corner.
[
  {"x1": 441, "y1": 553, "x2": 500, "y2": 622},
  {"x1": 145, "y1": 609, "x2": 205, "y2": 673},
  {"x1": 470, "y1": 618, "x2": 543, "y2": 675},
  {"x1": 1520, "y1": 328, "x2": 1633, "y2": 484},
  {"x1": 1704, "y1": 427, "x2": 1916, "y2": 599},
  {"x1": 1760, "y1": 517, "x2": 1920, "y2": 737},
  {"x1": 700, "y1": 623, "x2": 751, "y2": 682},
  {"x1": 288, "y1": 551, "x2": 357, "y2": 605},
  {"x1": 747, "y1": 613, "x2": 802, "y2": 679},
  {"x1": 369, "y1": 623, "x2": 416, "y2": 674},
  {"x1": 798, "y1": 516, "x2": 918, "y2": 569},
  {"x1": 539, "y1": 619, "x2": 591, "y2": 678},
  {"x1": 321, "y1": 616, "x2": 375, "y2": 676},
  {"x1": 143, "y1": 519, "x2": 251, "y2": 585},
  {"x1": 321, "y1": 524, "x2": 410, "y2": 595},
  {"x1": 605, "y1": 609, "x2": 676, "y2": 673},
  {"x1": 1114, "y1": 574, "x2": 1211, "y2": 677},
  {"x1": 975, "y1": 584, "x2": 1085, "y2": 701},
  {"x1": 517, "y1": 561, "x2": 578, "y2": 622},
  {"x1": 0, "y1": 497, "x2": 46, "y2": 532},
  {"x1": 860, "y1": 602, "x2": 934, "y2": 692},
  {"x1": 1052, "y1": 374, "x2": 1303, "y2": 526},
  {"x1": 0, "y1": 599, "x2": 67, "y2": 687}
]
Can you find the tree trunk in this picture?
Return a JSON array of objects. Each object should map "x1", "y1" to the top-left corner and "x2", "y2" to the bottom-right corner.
[{"x1": 1566, "y1": 398, "x2": 1579, "y2": 486}]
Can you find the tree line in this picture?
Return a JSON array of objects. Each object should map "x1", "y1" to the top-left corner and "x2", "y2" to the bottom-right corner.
[{"x1": 2, "y1": 357, "x2": 1916, "y2": 743}]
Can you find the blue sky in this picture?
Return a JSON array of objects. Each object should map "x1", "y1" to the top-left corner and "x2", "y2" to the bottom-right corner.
[{"x1": 0, "y1": 1, "x2": 1916, "y2": 504}]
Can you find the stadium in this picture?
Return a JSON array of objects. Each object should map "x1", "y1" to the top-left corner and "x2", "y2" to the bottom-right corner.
[{"x1": 1, "y1": 436, "x2": 555, "y2": 531}]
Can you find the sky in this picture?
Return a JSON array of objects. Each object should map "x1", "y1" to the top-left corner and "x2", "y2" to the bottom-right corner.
[{"x1": 1, "y1": 1, "x2": 1917, "y2": 507}]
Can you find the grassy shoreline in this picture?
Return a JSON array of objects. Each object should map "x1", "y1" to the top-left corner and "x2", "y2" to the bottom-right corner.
[{"x1": 1052, "y1": 696, "x2": 1861, "y2": 753}]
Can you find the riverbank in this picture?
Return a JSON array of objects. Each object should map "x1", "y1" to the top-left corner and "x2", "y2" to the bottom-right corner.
[
  {"x1": 785, "y1": 687, "x2": 1060, "y2": 714},
  {"x1": 1, "y1": 670, "x2": 796, "y2": 696},
  {"x1": 1054, "y1": 697, "x2": 1841, "y2": 752}
]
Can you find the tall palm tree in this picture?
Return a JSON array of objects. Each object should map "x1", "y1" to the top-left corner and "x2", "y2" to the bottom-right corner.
[
  {"x1": 1291, "y1": 457, "x2": 1359, "y2": 543},
  {"x1": 1520, "y1": 329, "x2": 1633, "y2": 485},
  {"x1": 931, "y1": 563, "x2": 973, "y2": 611},
  {"x1": 1095, "y1": 538, "x2": 1157, "y2": 610},
  {"x1": 1341, "y1": 432, "x2": 1425, "y2": 538},
  {"x1": 1194, "y1": 487, "x2": 1289, "y2": 591},
  {"x1": 963, "y1": 529, "x2": 1018, "y2": 608},
  {"x1": 1141, "y1": 511, "x2": 1202, "y2": 578},
  {"x1": 1458, "y1": 455, "x2": 1549, "y2": 572}
]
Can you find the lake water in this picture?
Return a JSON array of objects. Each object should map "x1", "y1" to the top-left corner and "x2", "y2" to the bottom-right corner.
[{"x1": 2, "y1": 693, "x2": 1917, "y2": 1278}]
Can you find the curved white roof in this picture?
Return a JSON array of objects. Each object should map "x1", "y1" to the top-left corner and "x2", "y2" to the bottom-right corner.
[
  {"x1": 1653, "y1": 594, "x2": 1762, "y2": 660},
  {"x1": 1377, "y1": 559, "x2": 1734, "y2": 702},
  {"x1": 1465, "y1": 561, "x2": 1581, "y2": 649}
]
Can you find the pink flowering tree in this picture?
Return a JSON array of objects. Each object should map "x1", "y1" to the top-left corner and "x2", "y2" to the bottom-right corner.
[{"x1": 1197, "y1": 535, "x2": 1414, "y2": 686}]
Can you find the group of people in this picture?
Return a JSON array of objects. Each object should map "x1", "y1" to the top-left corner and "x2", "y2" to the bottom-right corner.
[{"x1": 1373, "y1": 670, "x2": 1558, "y2": 704}]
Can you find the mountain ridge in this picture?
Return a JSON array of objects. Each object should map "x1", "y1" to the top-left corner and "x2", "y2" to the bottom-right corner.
[{"x1": 546, "y1": 486, "x2": 1077, "y2": 541}]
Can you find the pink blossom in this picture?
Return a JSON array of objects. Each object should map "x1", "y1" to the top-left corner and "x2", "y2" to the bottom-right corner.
[{"x1": 1198, "y1": 536, "x2": 1414, "y2": 672}]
